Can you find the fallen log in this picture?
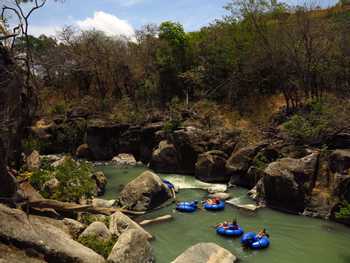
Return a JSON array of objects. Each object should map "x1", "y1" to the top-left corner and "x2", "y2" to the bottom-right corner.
[
  {"x1": 25, "y1": 199, "x2": 145, "y2": 216},
  {"x1": 139, "y1": 214, "x2": 173, "y2": 226}
]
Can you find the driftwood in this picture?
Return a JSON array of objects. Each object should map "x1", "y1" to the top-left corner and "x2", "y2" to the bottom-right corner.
[
  {"x1": 26, "y1": 199, "x2": 146, "y2": 216},
  {"x1": 139, "y1": 214, "x2": 173, "y2": 226}
]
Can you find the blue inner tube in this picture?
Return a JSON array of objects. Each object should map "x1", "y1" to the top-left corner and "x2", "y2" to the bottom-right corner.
[
  {"x1": 216, "y1": 224, "x2": 244, "y2": 237},
  {"x1": 162, "y1": 179, "x2": 175, "y2": 189},
  {"x1": 204, "y1": 200, "x2": 225, "y2": 211},
  {"x1": 241, "y1": 232, "x2": 270, "y2": 249},
  {"x1": 176, "y1": 201, "x2": 197, "y2": 213}
]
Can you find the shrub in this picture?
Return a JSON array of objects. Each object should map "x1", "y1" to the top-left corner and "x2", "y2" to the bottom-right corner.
[
  {"x1": 79, "y1": 214, "x2": 110, "y2": 226},
  {"x1": 162, "y1": 118, "x2": 182, "y2": 134},
  {"x1": 22, "y1": 136, "x2": 49, "y2": 154},
  {"x1": 30, "y1": 157, "x2": 96, "y2": 202},
  {"x1": 78, "y1": 234, "x2": 118, "y2": 258},
  {"x1": 49, "y1": 101, "x2": 67, "y2": 115},
  {"x1": 336, "y1": 202, "x2": 350, "y2": 220},
  {"x1": 283, "y1": 99, "x2": 350, "y2": 145}
]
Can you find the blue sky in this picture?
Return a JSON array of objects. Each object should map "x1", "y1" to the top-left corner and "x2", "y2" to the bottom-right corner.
[{"x1": 23, "y1": 0, "x2": 338, "y2": 37}]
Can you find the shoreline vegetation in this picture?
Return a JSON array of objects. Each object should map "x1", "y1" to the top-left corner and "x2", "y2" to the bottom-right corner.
[{"x1": 2, "y1": 0, "x2": 350, "y2": 262}]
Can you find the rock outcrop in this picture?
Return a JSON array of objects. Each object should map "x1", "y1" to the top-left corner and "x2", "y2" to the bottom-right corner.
[
  {"x1": 150, "y1": 127, "x2": 239, "y2": 174},
  {"x1": 0, "y1": 45, "x2": 31, "y2": 199},
  {"x1": 258, "y1": 152, "x2": 319, "y2": 213},
  {"x1": 149, "y1": 140, "x2": 179, "y2": 173},
  {"x1": 226, "y1": 144, "x2": 264, "y2": 187},
  {"x1": 107, "y1": 229, "x2": 154, "y2": 263},
  {"x1": 195, "y1": 150, "x2": 229, "y2": 182},
  {"x1": 118, "y1": 171, "x2": 172, "y2": 211},
  {"x1": 91, "y1": 171, "x2": 107, "y2": 196},
  {"x1": 0, "y1": 204, "x2": 105, "y2": 263},
  {"x1": 171, "y1": 243, "x2": 237, "y2": 263}
]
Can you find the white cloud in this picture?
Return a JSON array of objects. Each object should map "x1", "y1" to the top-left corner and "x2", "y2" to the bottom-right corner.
[
  {"x1": 76, "y1": 11, "x2": 135, "y2": 38},
  {"x1": 28, "y1": 25, "x2": 60, "y2": 37}
]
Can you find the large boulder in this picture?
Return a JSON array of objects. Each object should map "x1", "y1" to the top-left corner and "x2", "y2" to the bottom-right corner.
[
  {"x1": 226, "y1": 143, "x2": 267, "y2": 188},
  {"x1": 107, "y1": 229, "x2": 154, "y2": 263},
  {"x1": 329, "y1": 149, "x2": 350, "y2": 174},
  {"x1": 87, "y1": 121, "x2": 129, "y2": 160},
  {"x1": 0, "y1": 45, "x2": 31, "y2": 199},
  {"x1": 0, "y1": 204, "x2": 105, "y2": 263},
  {"x1": 195, "y1": 150, "x2": 229, "y2": 183},
  {"x1": 171, "y1": 243, "x2": 237, "y2": 263},
  {"x1": 109, "y1": 211, "x2": 152, "y2": 240},
  {"x1": 149, "y1": 140, "x2": 179, "y2": 173},
  {"x1": 26, "y1": 150, "x2": 41, "y2": 171},
  {"x1": 0, "y1": 243, "x2": 46, "y2": 263},
  {"x1": 91, "y1": 171, "x2": 107, "y2": 196},
  {"x1": 118, "y1": 171, "x2": 172, "y2": 211},
  {"x1": 79, "y1": 221, "x2": 111, "y2": 241},
  {"x1": 259, "y1": 152, "x2": 319, "y2": 213},
  {"x1": 76, "y1": 144, "x2": 92, "y2": 159}
]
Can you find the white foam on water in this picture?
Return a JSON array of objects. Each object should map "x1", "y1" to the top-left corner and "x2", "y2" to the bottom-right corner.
[{"x1": 162, "y1": 174, "x2": 227, "y2": 192}]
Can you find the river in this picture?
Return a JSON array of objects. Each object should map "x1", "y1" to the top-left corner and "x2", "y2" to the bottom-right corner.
[{"x1": 99, "y1": 165, "x2": 350, "y2": 263}]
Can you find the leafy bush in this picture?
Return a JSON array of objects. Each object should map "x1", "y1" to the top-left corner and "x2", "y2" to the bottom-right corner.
[
  {"x1": 283, "y1": 99, "x2": 350, "y2": 145},
  {"x1": 78, "y1": 234, "x2": 118, "y2": 258},
  {"x1": 49, "y1": 101, "x2": 67, "y2": 115},
  {"x1": 162, "y1": 118, "x2": 182, "y2": 134},
  {"x1": 336, "y1": 202, "x2": 350, "y2": 220},
  {"x1": 22, "y1": 136, "x2": 49, "y2": 154},
  {"x1": 79, "y1": 213, "x2": 110, "y2": 226},
  {"x1": 30, "y1": 157, "x2": 96, "y2": 202}
]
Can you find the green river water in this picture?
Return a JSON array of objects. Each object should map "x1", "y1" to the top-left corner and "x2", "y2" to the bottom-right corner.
[{"x1": 99, "y1": 165, "x2": 350, "y2": 263}]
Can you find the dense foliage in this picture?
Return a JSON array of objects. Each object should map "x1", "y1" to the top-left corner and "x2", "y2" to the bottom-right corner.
[
  {"x1": 30, "y1": 157, "x2": 96, "y2": 202},
  {"x1": 3, "y1": 0, "x2": 350, "y2": 118},
  {"x1": 78, "y1": 234, "x2": 118, "y2": 258}
]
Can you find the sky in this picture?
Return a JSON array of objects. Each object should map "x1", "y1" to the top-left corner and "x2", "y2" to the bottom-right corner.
[{"x1": 9, "y1": 0, "x2": 338, "y2": 38}]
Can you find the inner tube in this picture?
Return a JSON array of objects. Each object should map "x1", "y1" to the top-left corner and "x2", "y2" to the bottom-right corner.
[
  {"x1": 241, "y1": 232, "x2": 270, "y2": 249},
  {"x1": 176, "y1": 201, "x2": 197, "y2": 213},
  {"x1": 204, "y1": 200, "x2": 225, "y2": 211},
  {"x1": 162, "y1": 179, "x2": 175, "y2": 189},
  {"x1": 216, "y1": 224, "x2": 244, "y2": 237}
]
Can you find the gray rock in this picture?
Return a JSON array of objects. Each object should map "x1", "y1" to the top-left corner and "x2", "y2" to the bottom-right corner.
[
  {"x1": 0, "y1": 204, "x2": 105, "y2": 263},
  {"x1": 80, "y1": 222, "x2": 111, "y2": 241},
  {"x1": 76, "y1": 144, "x2": 92, "y2": 159},
  {"x1": 42, "y1": 177, "x2": 60, "y2": 195},
  {"x1": 26, "y1": 150, "x2": 41, "y2": 171},
  {"x1": 259, "y1": 152, "x2": 319, "y2": 213},
  {"x1": 0, "y1": 243, "x2": 46, "y2": 263},
  {"x1": 112, "y1": 153, "x2": 137, "y2": 166},
  {"x1": 149, "y1": 140, "x2": 179, "y2": 173},
  {"x1": 107, "y1": 229, "x2": 154, "y2": 263},
  {"x1": 109, "y1": 211, "x2": 152, "y2": 240},
  {"x1": 195, "y1": 150, "x2": 229, "y2": 183},
  {"x1": 92, "y1": 198, "x2": 116, "y2": 208},
  {"x1": 118, "y1": 171, "x2": 172, "y2": 211},
  {"x1": 63, "y1": 218, "x2": 86, "y2": 237},
  {"x1": 329, "y1": 149, "x2": 350, "y2": 174},
  {"x1": 91, "y1": 171, "x2": 107, "y2": 196},
  {"x1": 171, "y1": 243, "x2": 237, "y2": 263}
]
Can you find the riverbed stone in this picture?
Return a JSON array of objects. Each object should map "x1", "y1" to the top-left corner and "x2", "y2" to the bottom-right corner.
[
  {"x1": 109, "y1": 211, "x2": 152, "y2": 240},
  {"x1": 91, "y1": 171, "x2": 107, "y2": 196},
  {"x1": 171, "y1": 243, "x2": 237, "y2": 263},
  {"x1": 107, "y1": 229, "x2": 154, "y2": 263},
  {"x1": 118, "y1": 171, "x2": 172, "y2": 211},
  {"x1": 26, "y1": 150, "x2": 41, "y2": 171}
]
